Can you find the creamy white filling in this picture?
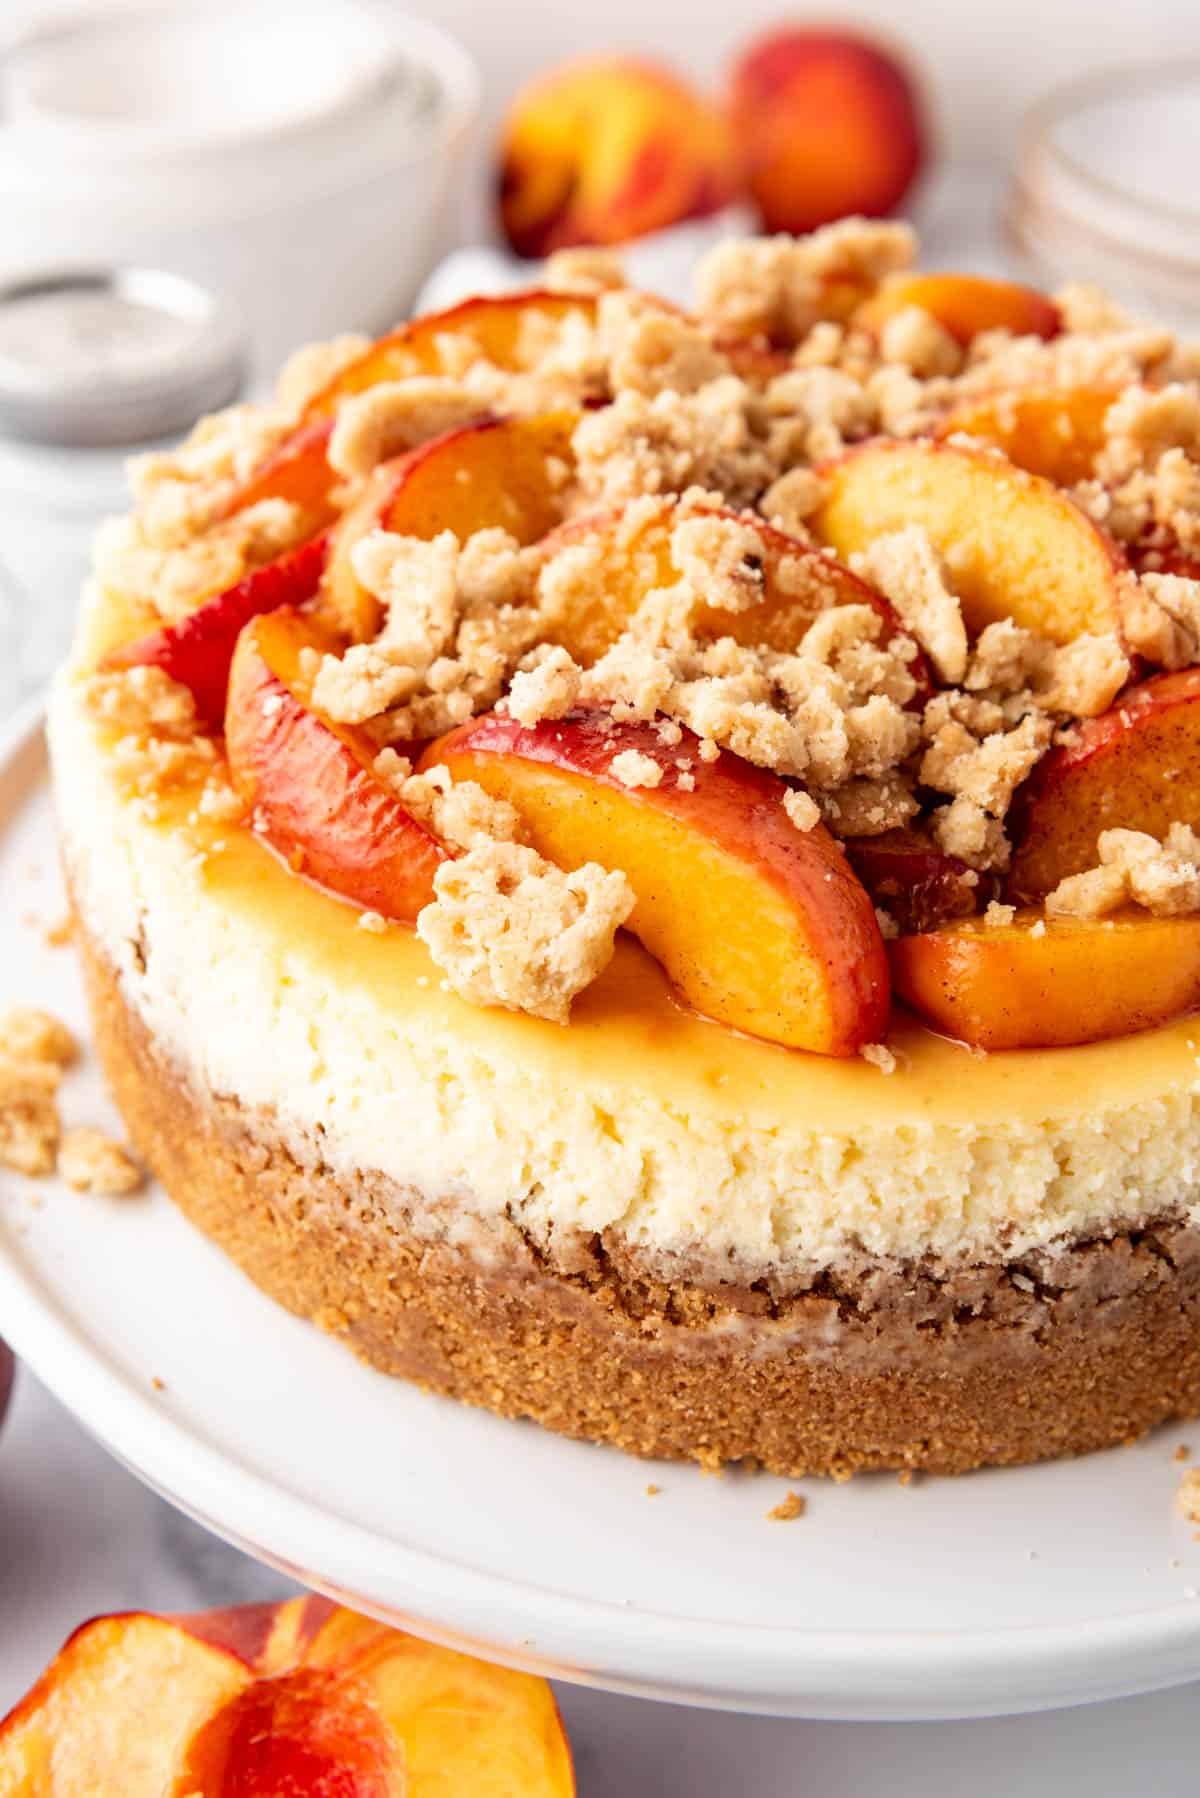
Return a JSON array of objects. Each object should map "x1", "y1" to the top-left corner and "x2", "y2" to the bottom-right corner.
[{"x1": 49, "y1": 671, "x2": 1200, "y2": 1278}]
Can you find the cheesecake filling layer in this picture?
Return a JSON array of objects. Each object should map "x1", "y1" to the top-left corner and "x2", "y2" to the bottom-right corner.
[{"x1": 49, "y1": 666, "x2": 1200, "y2": 1281}]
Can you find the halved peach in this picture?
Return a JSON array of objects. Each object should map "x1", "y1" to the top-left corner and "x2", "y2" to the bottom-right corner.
[
  {"x1": 0, "y1": 1598, "x2": 574, "y2": 1797},
  {"x1": 813, "y1": 439, "x2": 1127, "y2": 643},
  {"x1": 225, "y1": 607, "x2": 448, "y2": 918},
  {"x1": 426, "y1": 706, "x2": 889, "y2": 1054},
  {"x1": 936, "y1": 385, "x2": 1117, "y2": 485},
  {"x1": 103, "y1": 532, "x2": 328, "y2": 725},
  {"x1": 497, "y1": 58, "x2": 738, "y2": 257},
  {"x1": 1007, "y1": 668, "x2": 1200, "y2": 899},
  {"x1": 844, "y1": 828, "x2": 981, "y2": 933},
  {"x1": 304, "y1": 291, "x2": 599, "y2": 418},
  {"x1": 890, "y1": 908, "x2": 1200, "y2": 1050},
  {"x1": 320, "y1": 411, "x2": 580, "y2": 641},
  {"x1": 854, "y1": 273, "x2": 1059, "y2": 344},
  {"x1": 539, "y1": 499, "x2": 934, "y2": 692}
]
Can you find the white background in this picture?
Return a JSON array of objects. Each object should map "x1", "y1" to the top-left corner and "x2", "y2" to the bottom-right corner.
[{"x1": 4, "y1": 0, "x2": 1200, "y2": 1788}]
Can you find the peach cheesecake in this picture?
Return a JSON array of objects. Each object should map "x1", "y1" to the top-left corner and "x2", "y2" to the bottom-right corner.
[{"x1": 48, "y1": 224, "x2": 1200, "y2": 1476}]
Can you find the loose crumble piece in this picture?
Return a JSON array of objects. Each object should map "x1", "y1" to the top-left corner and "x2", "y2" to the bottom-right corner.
[
  {"x1": 610, "y1": 749, "x2": 664, "y2": 789},
  {"x1": 1046, "y1": 824, "x2": 1200, "y2": 920},
  {"x1": 57, "y1": 1126, "x2": 143, "y2": 1196},
  {"x1": 1178, "y1": 1467, "x2": 1200, "y2": 1523},
  {"x1": 416, "y1": 841, "x2": 634, "y2": 1024},
  {"x1": 766, "y1": 1491, "x2": 808, "y2": 1522},
  {"x1": 860, "y1": 1042, "x2": 897, "y2": 1074}
]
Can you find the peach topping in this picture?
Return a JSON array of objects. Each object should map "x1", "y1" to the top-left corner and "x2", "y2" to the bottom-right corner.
[{"x1": 87, "y1": 227, "x2": 1200, "y2": 1056}]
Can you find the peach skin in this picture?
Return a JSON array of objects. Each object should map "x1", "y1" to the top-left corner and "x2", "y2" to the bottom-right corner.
[
  {"x1": 814, "y1": 439, "x2": 1128, "y2": 643},
  {"x1": 936, "y1": 385, "x2": 1118, "y2": 485},
  {"x1": 854, "y1": 273, "x2": 1059, "y2": 345},
  {"x1": 225, "y1": 607, "x2": 448, "y2": 920},
  {"x1": 843, "y1": 828, "x2": 982, "y2": 934},
  {"x1": 425, "y1": 706, "x2": 889, "y2": 1054},
  {"x1": 538, "y1": 499, "x2": 934, "y2": 692},
  {"x1": 319, "y1": 411, "x2": 580, "y2": 642},
  {"x1": 304, "y1": 291, "x2": 599, "y2": 417},
  {"x1": 0, "y1": 1596, "x2": 575, "y2": 1797},
  {"x1": 497, "y1": 59, "x2": 738, "y2": 258},
  {"x1": 890, "y1": 908, "x2": 1200, "y2": 1051},
  {"x1": 103, "y1": 532, "x2": 329, "y2": 726},
  {"x1": 728, "y1": 29, "x2": 924, "y2": 234},
  {"x1": 1007, "y1": 668, "x2": 1200, "y2": 900}
]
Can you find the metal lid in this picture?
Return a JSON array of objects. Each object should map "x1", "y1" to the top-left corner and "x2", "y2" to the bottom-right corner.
[{"x1": 0, "y1": 266, "x2": 247, "y2": 447}]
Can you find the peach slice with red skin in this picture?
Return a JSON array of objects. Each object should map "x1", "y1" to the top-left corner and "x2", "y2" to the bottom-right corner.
[
  {"x1": 854, "y1": 273, "x2": 1060, "y2": 345},
  {"x1": 1007, "y1": 668, "x2": 1200, "y2": 900},
  {"x1": 890, "y1": 908, "x2": 1200, "y2": 1051},
  {"x1": 813, "y1": 438, "x2": 1128, "y2": 644},
  {"x1": 728, "y1": 29, "x2": 924, "y2": 235},
  {"x1": 216, "y1": 418, "x2": 339, "y2": 532},
  {"x1": 497, "y1": 60, "x2": 738, "y2": 258},
  {"x1": 103, "y1": 532, "x2": 329, "y2": 725},
  {"x1": 844, "y1": 828, "x2": 982, "y2": 934},
  {"x1": 225, "y1": 607, "x2": 447, "y2": 920},
  {"x1": 319, "y1": 411, "x2": 580, "y2": 641},
  {"x1": 936, "y1": 385, "x2": 1118, "y2": 485},
  {"x1": 538, "y1": 500, "x2": 934, "y2": 695},
  {"x1": 0, "y1": 1597, "x2": 574, "y2": 1797},
  {"x1": 425, "y1": 706, "x2": 889, "y2": 1054}
]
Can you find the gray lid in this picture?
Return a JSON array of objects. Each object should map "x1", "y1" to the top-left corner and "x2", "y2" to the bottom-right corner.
[{"x1": 0, "y1": 266, "x2": 247, "y2": 447}]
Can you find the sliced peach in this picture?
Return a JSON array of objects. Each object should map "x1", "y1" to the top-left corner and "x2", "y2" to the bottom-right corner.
[
  {"x1": 0, "y1": 1600, "x2": 574, "y2": 1798},
  {"x1": 304, "y1": 291, "x2": 598, "y2": 418},
  {"x1": 891, "y1": 908, "x2": 1200, "y2": 1050},
  {"x1": 0, "y1": 1613, "x2": 252, "y2": 1795},
  {"x1": 1007, "y1": 668, "x2": 1200, "y2": 900},
  {"x1": 813, "y1": 439, "x2": 1127, "y2": 643},
  {"x1": 497, "y1": 58, "x2": 738, "y2": 257},
  {"x1": 728, "y1": 29, "x2": 924, "y2": 235},
  {"x1": 936, "y1": 385, "x2": 1117, "y2": 484},
  {"x1": 539, "y1": 499, "x2": 934, "y2": 693},
  {"x1": 854, "y1": 273, "x2": 1059, "y2": 344},
  {"x1": 426, "y1": 706, "x2": 889, "y2": 1054},
  {"x1": 102, "y1": 532, "x2": 328, "y2": 725},
  {"x1": 320, "y1": 411, "x2": 579, "y2": 641},
  {"x1": 844, "y1": 828, "x2": 982, "y2": 933},
  {"x1": 305, "y1": 1607, "x2": 574, "y2": 1798},
  {"x1": 218, "y1": 418, "x2": 339, "y2": 530},
  {"x1": 225, "y1": 607, "x2": 448, "y2": 919}
]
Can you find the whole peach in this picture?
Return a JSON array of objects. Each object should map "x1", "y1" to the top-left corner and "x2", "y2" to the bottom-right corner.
[
  {"x1": 497, "y1": 58, "x2": 740, "y2": 258},
  {"x1": 729, "y1": 28, "x2": 926, "y2": 233}
]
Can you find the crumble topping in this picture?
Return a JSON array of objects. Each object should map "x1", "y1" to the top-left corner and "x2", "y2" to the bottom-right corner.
[
  {"x1": 57, "y1": 1126, "x2": 143, "y2": 1196},
  {"x1": 85, "y1": 221, "x2": 1200, "y2": 1027},
  {"x1": 544, "y1": 247, "x2": 626, "y2": 293},
  {"x1": 851, "y1": 526, "x2": 968, "y2": 684},
  {"x1": 416, "y1": 841, "x2": 634, "y2": 1023},
  {"x1": 766, "y1": 1491, "x2": 808, "y2": 1521},
  {"x1": 695, "y1": 219, "x2": 915, "y2": 343},
  {"x1": 610, "y1": 749, "x2": 664, "y2": 789},
  {"x1": 1045, "y1": 825, "x2": 1200, "y2": 919}
]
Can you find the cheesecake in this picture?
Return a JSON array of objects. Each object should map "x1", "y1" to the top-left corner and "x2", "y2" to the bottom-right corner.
[{"x1": 49, "y1": 222, "x2": 1200, "y2": 1475}]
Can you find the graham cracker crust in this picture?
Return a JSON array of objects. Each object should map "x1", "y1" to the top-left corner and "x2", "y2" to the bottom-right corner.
[{"x1": 77, "y1": 917, "x2": 1200, "y2": 1477}]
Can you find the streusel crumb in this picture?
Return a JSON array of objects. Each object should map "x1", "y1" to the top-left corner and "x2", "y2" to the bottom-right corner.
[
  {"x1": 610, "y1": 749, "x2": 664, "y2": 789},
  {"x1": 1046, "y1": 823, "x2": 1200, "y2": 919},
  {"x1": 783, "y1": 788, "x2": 821, "y2": 832},
  {"x1": 57, "y1": 1126, "x2": 143, "y2": 1196},
  {"x1": 416, "y1": 841, "x2": 634, "y2": 1024},
  {"x1": 766, "y1": 1491, "x2": 807, "y2": 1521},
  {"x1": 1178, "y1": 1467, "x2": 1200, "y2": 1523},
  {"x1": 544, "y1": 247, "x2": 626, "y2": 293},
  {"x1": 0, "y1": 1007, "x2": 76, "y2": 1070}
]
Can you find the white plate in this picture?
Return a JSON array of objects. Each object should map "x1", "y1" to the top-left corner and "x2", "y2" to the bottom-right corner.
[{"x1": 4, "y1": 704, "x2": 1200, "y2": 1720}]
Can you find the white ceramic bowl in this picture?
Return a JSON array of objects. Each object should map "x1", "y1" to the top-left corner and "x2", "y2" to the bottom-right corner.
[{"x1": 0, "y1": 3, "x2": 480, "y2": 373}]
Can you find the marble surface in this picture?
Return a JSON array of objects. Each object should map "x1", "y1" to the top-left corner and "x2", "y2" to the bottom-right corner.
[
  {"x1": 1, "y1": 1368, "x2": 1199, "y2": 1791},
  {"x1": 3, "y1": 170, "x2": 1200, "y2": 1792}
]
